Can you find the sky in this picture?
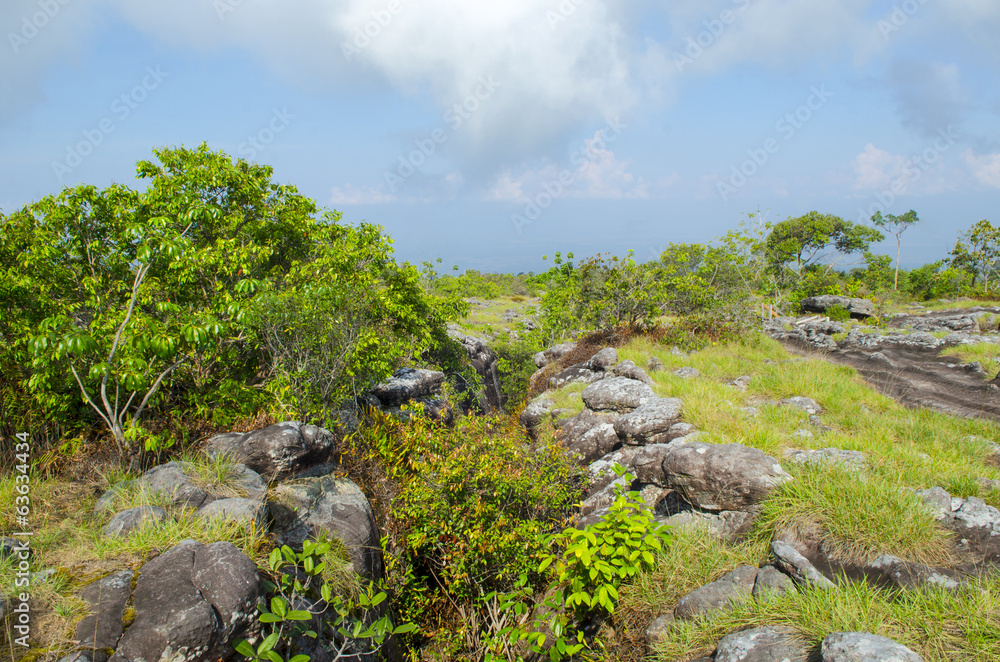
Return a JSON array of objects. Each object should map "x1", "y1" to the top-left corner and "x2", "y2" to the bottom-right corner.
[{"x1": 0, "y1": 0, "x2": 997, "y2": 273}]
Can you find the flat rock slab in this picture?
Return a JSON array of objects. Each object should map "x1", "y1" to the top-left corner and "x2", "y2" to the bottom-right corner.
[
  {"x1": 582, "y1": 376, "x2": 656, "y2": 412},
  {"x1": 272, "y1": 473, "x2": 383, "y2": 581},
  {"x1": 111, "y1": 540, "x2": 261, "y2": 662},
  {"x1": 821, "y1": 632, "x2": 924, "y2": 661},
  {"x1": 614, "y1": 398, "x2": 684, "y2": 445},
  {"x1": 674, "y1": 565, "x2": 758, "y2": 620},
  {"x1": 642, "y1": 440, "x2": 792, "y2": 511},
  {"x1": 371, "y1": 367, "x2": 445, "y2": 406},
  {"x1": 772, "y1": 540, "x2": 835, "y2": 589},
  {"x1": 548, "y1": 366, "x2": 608, "y2": 390},
  {"x1": 866, "y1": 554, "x2": 965, "y2": 592},
  {"x1": 715, "y1": 626, "x2": 810, "y2": 662},
  {"x1": 196, "y1": 497, "x2": 267, "y2": 528},
  {"x1": 801, "y1": 294, "x2": 874, "y2": 318},
  {"x1": 783, "y1": 447, "x2": 868, "y2": 473},
  {"x1": 780, "y1": 396, "x2": 823, "y2": 415}
]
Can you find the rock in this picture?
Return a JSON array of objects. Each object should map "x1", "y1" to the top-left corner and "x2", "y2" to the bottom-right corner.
[
  {"x1": 642, "y1": 441, "x2": 792, "y2": 511},
  {"x1": 917, "y1": 486, "x2": 953, "y2": 520},
  {"x1": 821, "y1": 632, "x2": 924, "y2": 662},
  {"x1": 206, "y1": 422, "x2": 335, "y2": 481},
  {"x1": 534, "y1": 342, "x2": 577, "y2": 368},
  {"x1": 715, "y1": 626, "x2": 810, "y2": 662},
  {"x1": 953, "y1": 496, "x2": 1000, "y2": 532},
  {"x1": 648, "y1": 356, "x2": 665, "y2": 371},
  {"x1": 585, "y1": 347, "x2": 619, "y2": 371},
  {"x1": 196, "y1": 498, "x2": 267, "y2": 528},
  {"x1": 771, "y1": 540, "x2": 835, "y2": 589},
  {"x1": 613, "y1": 398, "x2": 684, "y2": 445},
  {"x1": 582, "y1": 377, "x2": 656, "y2": 412},
  {"x1": 878, "y1": 331, "x2": 941, "y2": 350},
  {"x1": 780, "y1": 396, "x2": 822, "y2": 415},
  {"x1": 866, "y1": 554, "x2": 964, "y2": 592},
  {"x1": 0, "y1": 536, "x2": 28, "y2": 561},
  {"x1": 112, "y1": 540, "x2": 262, "y2": 662},
  {"x1": 102, "y1": 506, "x2": 168, "y2": 539},
  {"x1": 587, "y1": 447, "x2": 644, "y2": 495},
  {"x1": 272, "y1": 473, "x2": 383, "y2": 580},
  {"x1": 547, "y1": 366, "x2": 608, "y2": 390},
  {"x1": 558, "y1": 409, "x2": 621, "y2": 464},
  {"x1": 611, "y1": 360, "x2": 654, "y2": 384},
  {"x1": 657, "y1": 509, "x2": 755, "y2": 541},
  {"x1": 783, "y1": 447, "x2": 868, "y2": 474},
  {"x1": 672, "y1": 367, "x2": 699, "y2": 378},
  {"x1": 70, "y1": 570, "x2": 133, "y2": 662},
  {"x1": 670, "y1": 346, "x2": 686, "y2": 356},
  {"x1": 728, "y1": 375, "x2": 752, "y2": 391},
  {"x1": 674, "y1": 565, "x2": 758, "y2": 620},
  {"x1": 644, "y1": 612, "x2": 674, "y2": 649},
  {"x1": 792, "y1": 428, "x2": 814, "y2": 440},
  {"x1": 753, "y1": 565, "x2": 795, "y2": 599},
  {"x1": 520, "y1": 396, "x2": 556, "y2": 432},
  {"x1": 385, "y1": 397, "x2": 454, "y2": 425},
  {"x1": 800, "y1": 295, "x2": 874, "y2": 319},
  {"x1": 371, "y1": 367, "x2": 445, "y2": 406}
]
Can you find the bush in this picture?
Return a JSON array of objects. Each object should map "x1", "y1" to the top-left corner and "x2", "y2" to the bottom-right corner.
[{"x1": 825, "y1": 304, "x2": 851, "y2": 322}]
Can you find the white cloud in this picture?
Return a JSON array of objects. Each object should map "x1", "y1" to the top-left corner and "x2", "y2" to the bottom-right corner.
[
  {"x1": 962, "y1": 149, "x2": 1000, "y2": 188},
  {"x1": 329, "y1": 184, "x2": 396, "y2": 205},
  {"x1": 851, "y1": 143, "x2": 910, "y2": 191}
]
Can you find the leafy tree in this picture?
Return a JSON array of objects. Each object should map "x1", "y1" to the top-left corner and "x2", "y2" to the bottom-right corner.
[
  {"x1": 870, "y1": 210, "x2": 920, "y2": 290},
  {"x1": 950, "y1": 220, "x2": 1000, "y2": 293},
  {"x1": 574, "y1": 251, "x2": 666, "y2": 331},
  {"x1": 766, "y1": 211, "x2": 884, "y2": 278}
]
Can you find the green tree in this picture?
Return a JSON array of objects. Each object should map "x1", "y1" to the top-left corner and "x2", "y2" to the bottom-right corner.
[
  {"x1": 870, "y1": 209, "x2": 920, "y2": 290},
  {"x1": 766, "y1": 211, "x2": 884, "y2": 278},
  {"x1": 950, "y1": 220, "x2": 1000, "y2": 293}
]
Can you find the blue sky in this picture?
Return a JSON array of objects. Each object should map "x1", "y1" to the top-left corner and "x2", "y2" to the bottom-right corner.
[{"x1": 1, "y1": 0, "x2": 997, "y2": 273}]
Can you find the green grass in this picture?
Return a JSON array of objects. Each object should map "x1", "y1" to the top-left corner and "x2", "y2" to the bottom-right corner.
[{"x1": 941, "y1": 342, "x2": 1000, "y2": 375}]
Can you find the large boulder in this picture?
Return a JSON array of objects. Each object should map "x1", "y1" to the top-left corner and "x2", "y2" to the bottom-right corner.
[
  {"x1": 135, "y1": 461, "x2": 210, "y2": 508},
  {"x1": 613, "y1": 398, "x2": 683, "y2": 445},
  {"x1": 533, "y1": 342, "x2": 577, "y2": 368},
  {"x1": 547, "y1": 366, "x2": 608, "y2": 390},
  {"x1": 205, "y1": 422, "x2": 335, "y2": 481},
  {"x1": 372, "y1": 368, "x2": 445, "y2": 406},
  {"x1": 110, "y1": 540, "x2": 262, "y2": 662},
  {"x1": 271, "y1": 473, "x2": 383, "y2": 581},
  {"x1": 67, "y1": 570, "x2": 133, "y2": 662},
  {"x1": 639, "y1": 440, "x2": 792, "y2": 511},
  {"x1": 800, "y1": 294, "x2": 875, "y2": 319},
  {"x1": 557, "y1": 409, "x2": 621, "y2": 464},
  {"x1": 582, "y1": 377, "x2": 656, "y2": 413}
]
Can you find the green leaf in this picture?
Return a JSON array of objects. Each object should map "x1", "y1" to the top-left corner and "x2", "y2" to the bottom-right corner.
[{"x1": 234, "y1": 640, "x2": 256, "y2": 658}]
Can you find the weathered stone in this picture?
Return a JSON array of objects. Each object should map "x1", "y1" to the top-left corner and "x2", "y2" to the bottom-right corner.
[
  {"x1": 780, "y1": 396, "x2": 823, "y2": 415},
  {"x1": 134, "y1": 462, "x2": 209, "y2": 508},
  {"x1": 371, "y1": 367, "x2": 445, "y2": 406},
  {"x1": 206, "y1": 422, "x2": 335, "y2": 481},
  {"x1": 101, "y1": 506, "x2": 168, "y2": 539},
  {"x1": 916, "y1": 486, "x2": 953, "y2": 520},
  {"x1": 113, "y1": 540, "x2": 262, "y2": 662},
  {"x1": 644, "y1": 612, "x2": 674, "y2": 649},
  {"x1": 672, "y1": 367, "x2": 699, "y2": 378},
  {"x1": 800, "y1": 295, "x2": 874, "y2": 319},
  {"x1": 534, "y1": 342, "x2": 577, "y2": 368},
  {"x1": 674, "y1": 565, "x2": 758, "y2": 620},
  {"x1": 752, "y1": 565, "x2": 795, "y2": 599},
  {"x1": 611, "y1": 359, "x2": 654, "y2": 384},
  {"x1": 715, "y1": 626, "x2": 810, "y2": 662},
  {"x1": 548, "y1": 366, "x2": 608, "y2": 390},
  {"x1": 585, "y1": 347, "x2": 619, "y2": 371},
  {"x1": 866, "y1": 554, "x2": 965, "y2": 592},
  {"x1": 771, "y1": 540, "x2": 835, "y2": 589},
  {"x1": 520, "y1": 397, "x2": 555, "y2": 431},
  {"x1": 783, "y1": 447, "x2": 868, "y2": 473},
  {"x1": 728, "y1": 375, "x2": 752, "y2": 391},
  {"x1": 821, "y1": 632, "x2": 923, "y2": 662},
  {"x1": 272, "y1": 473, "x2": 383, "y2": 580},
  {"x1": 558, "y1": 409, "x2": 621, "y2": 464},
  {"x1": 646, "y1": 441, "x2": 792, "y2": 511},
  {"x1": 71, "y1": 570, "x2": 133, "y2": 662},
  {"x1": 582, "y1": 377, "x2": 656, "y2": 412},
  {"x1": 449, "y1": 330, "x2": 502, "y2": 412},
  {"x1": 657, "y1": 509, "x2": 755, "y2": 541},
  {"x1": 614, "y1": 398, "x2": 684, "y2": 445},
  {"x1": 196, "y1": 497, "x2": 267, "y2": 528}
]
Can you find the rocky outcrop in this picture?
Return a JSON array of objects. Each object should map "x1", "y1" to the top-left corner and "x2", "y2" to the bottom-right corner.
[
  {"x1": 64, "y1": 570, "x2": 133, "y2": 662},
  {"x1": 372, "y1": 368, "x2": 445, "y2": 406},
  {"x1": 109, "y1": 540, "x2": 262, "y2": 662},
  {"x1": 533, "y1": 342, "x2": 577, "y2": 368},
  {"x1": 449, "y1": 331, "x2": 502, "y2": 412},
  {"x1": 206, "y1": 422, "x2": 336, "y2": 481},
  {"x1": 674, "y1": 565, "x2": 757, "y2": 620},
  {"x1": 582, "y1": 377, "x2": 656, "y2": 412},
  {"x1": 771, "y1": 540, "x2": 835, "y2": 589},
  {"x1": 613, "y1": 398, "x2": 683, "y2": 445},
  {"x1": 800, "y1": 295, "x2": 874, "y2": 319},
  {"x1": 558, "y1": 409, "x2": 621, "y2": 464},
  {"x1": 783, "y1": 447, "x2": 868, "y2": 474}
]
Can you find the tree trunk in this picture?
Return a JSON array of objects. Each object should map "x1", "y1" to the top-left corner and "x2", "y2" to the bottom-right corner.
[{"x1": 894, "y1": 237, "x2": 901, "y2": 291}]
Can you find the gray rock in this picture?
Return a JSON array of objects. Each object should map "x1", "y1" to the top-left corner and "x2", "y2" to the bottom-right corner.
[
  {"x1": 644, "y1": 612, "x2": 674, "y2": 649},
  {"x1": 548, "y1": 366, "x2": 608, "y2": 390},
  {"x1": 206, "y1": 421, "x2": 335, "y2": 481},
  {"x1": 866, "y1": 554, "x2": 964, "y2": 592},
  {"x1": 657, "y1": 509, "x2": 754, "y2": 541},
  {"x1": 780, "y1": 396, "x2": 822, "y2": 415},
  {"x1": 670, "y1": 346, "x2": 686, "y2": 356},
  {"x1": 70, "y1": 570, "x2": 133, "y2": 662},
  {"x1": 728, "y1": 375, "x2": 752, "y2": 391},
  {"x1": 558, "y1": 409, "x2": 621, "y2": 464},
  {"x1": 136, "y1": 461, "x2": 209, "y2": 508},
  {"x1": 716, "y1": 626, "x2": 810, "y2": 662},
  {"x1": 533, "y1": 341, "x2": 577, "y2": 368},
  {"x1": 520, "y1": 396, "x2": 555, "y2": 431},
  {"x1": 672, "y1": 367, "x2": 699, "y2": 378},
  {"x1": 196, "y1": 497, "x2": 267, "y2": 528},
  {"x1": 783, "y1": 447, "x2": 868, "y2": 473},
  {"x1": 644, "y1": 441, "x2": 792, "y2": 511},
  {"x1": 800, "y1": 294, "x2": 874, "y2": 319},
  {"x1": 611, "y1": 360, "x2": 654, "y2": 384},
  {"x1": 674, "y1": 566, "x2": 757, "y2": 620},
  {"x1": 113, "y1": 540, "x2": 262, "y2": 662},
  {"x1": 272, "y1": 473, "x2": 383, "y2": 580},
  {"x1": 753, "y1": 565, "x2": 795, "y2": 599},
  {"x1": 613, "y1": 398, "x2": 684, "y2": 445},
  {"x1": 94, "y1": 481, "x2": 135, "y2": 515},
  {"x1": 582, "y1": 377, "x2": 656, "y2": 412},
  {"x1": 371, "y1": 367, "x2": 445, "y2": 406},
  {"x1": 586, "y1": 447, "x2": 644, "y2": 495},
  {"x1": 916, "y1": 486, "x2": 953, "y2": 520},
  {"x1": 101, "y1": 506, "x2": 168, "y2": 539},
  {"x1": 771, "y1": 540, "x2": 835, "y2": 589},
  {"x1": 792, "y1": 428, "x2": 814, "y2": 440},
  {"x1": 647, "y1": 356, "x2": 665, "y2": 371},
  {"x1": 952, "y1": 496, "x2": 1000, "y2": 531},
  {"x1": 821, "y1": 632, "x2": 923, "y2": 661},
  {"x1": 585, "y1": 347, "x2": 619, "y2": 371}
]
